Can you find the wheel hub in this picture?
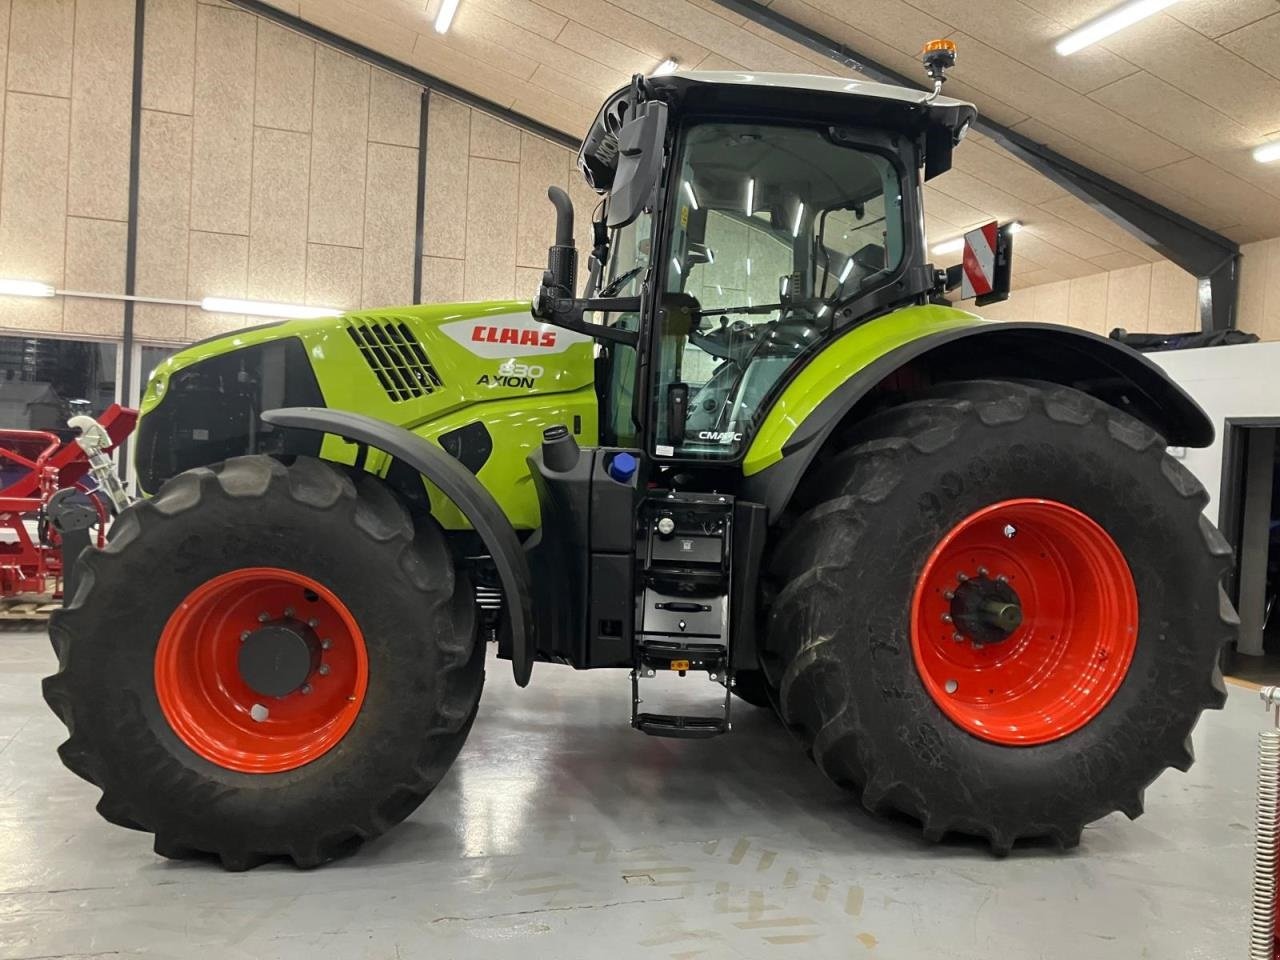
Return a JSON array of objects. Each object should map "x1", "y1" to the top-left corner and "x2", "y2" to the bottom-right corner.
[
  {"x1": 950, "y1": 574, "x2": 1023, "y2": 644},
  {"x1": 237, "y1": 620, "x2": 320, "y2": 698}
]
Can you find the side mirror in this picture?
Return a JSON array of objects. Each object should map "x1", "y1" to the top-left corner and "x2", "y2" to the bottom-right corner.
[
  {"x1": 607, "y1": 99, "x2": 668, "y2": 229},
  {"x1": 531, "y1": 188, "x2": 638, "y2": 347}
]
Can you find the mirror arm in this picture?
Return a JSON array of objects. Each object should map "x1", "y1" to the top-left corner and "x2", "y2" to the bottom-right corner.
[{"x1": 534, "y1": 295, "x2": 641, "y2": 346}]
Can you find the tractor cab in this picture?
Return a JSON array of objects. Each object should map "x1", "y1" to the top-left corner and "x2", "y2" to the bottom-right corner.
[
  {"x1": 523, "y1": 68, "x2": 981, "y2": 735},
  {"x1": 534, "y1": 70, "x2": 977, "y2": 467}
]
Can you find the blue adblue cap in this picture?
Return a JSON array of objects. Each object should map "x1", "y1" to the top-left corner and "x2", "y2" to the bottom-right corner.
[{"x1": 608, "y1": 452, "x2": 637, "y2": 483}]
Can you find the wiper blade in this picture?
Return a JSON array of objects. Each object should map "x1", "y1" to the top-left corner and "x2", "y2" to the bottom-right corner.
[
  {"x1": 598, "y1": 265, "x2": 644, "y2": 298},
  {"x1": 692, "y1": 301, "x2": 782, "y2": 317}
]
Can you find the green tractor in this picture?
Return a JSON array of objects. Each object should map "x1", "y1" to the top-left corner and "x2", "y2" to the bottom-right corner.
[{"x1": 44, "y1": 55, "x2": 1236, "y2": 870}]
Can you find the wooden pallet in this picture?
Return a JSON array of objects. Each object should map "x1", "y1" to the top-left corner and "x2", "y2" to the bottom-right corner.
[{"x1": 0, "y1": 597, "x2": 60, "y2": 621}]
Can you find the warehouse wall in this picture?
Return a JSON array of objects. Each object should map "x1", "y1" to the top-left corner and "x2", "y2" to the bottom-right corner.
[
  {"x1": 0, "y1": 0, "x2": 135, "y2": 337},
  {"x1": 973, "y1": 258, "x2": 1200, "y2": 334},
  {"x1": 419, "y1": 94, "x2": 594, "y2": 306},
  {"x1": 1238, "y1": 237, "x2": 1280, "y2": 342},
  {"x1": 976, "y1": 238, "x2": 1280, "y2": 340},
  {"x1": 0, "y1": 0, "x2": 581, "y2": 346}
]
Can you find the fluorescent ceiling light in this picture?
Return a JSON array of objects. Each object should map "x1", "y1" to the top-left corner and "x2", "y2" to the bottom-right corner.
[
  {"x1": 791, "y1": 202, "x2": 805, "y2": 238},
  {"x1": 435, "y1": 0, "x2": 460, "y2": 34},
  {"x1": 0, "y1": 279, "x2": 55, "y2": 297},
  {"x1": 745, "y1": 178, "x2": 754, "y2": 216},
  {"x1": 1254, "y1": 140, "x2": 1280, "y2": 164},
  {"x1": 932, "y1": 237, "x2": 965, "y2": 256},
  {"x1": 201, "y1": 297, "x2": 343, "y2": 319},
  {"x1": 1007, "y1": 220, "x2": 1023, "y2": 233},
  {"x1": 652, "y1": 58, "x2": 678, "y2": 76},
  {"x1": 683, "y1": 180, "x2": 699, "y2": 210},
  {"x1": 1055, "y1": 0, "x2": 1180, "y2": 56}
]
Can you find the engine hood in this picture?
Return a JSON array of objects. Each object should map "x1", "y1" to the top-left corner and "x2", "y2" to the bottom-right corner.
[{"x1": 142, "y1": 300, "x2": 597, "y2": 428}]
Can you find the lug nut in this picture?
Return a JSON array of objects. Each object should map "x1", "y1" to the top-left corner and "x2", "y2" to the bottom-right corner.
[
  {"x1": 941, "y1": 613, "x2": 953, "y2": 623},
  {"x1": 956, "y1": 572, "x2": 969, "y2": 582},
  {"x1": 1003, "y1": 524, "x2": 1017, "y2": 539},
  {"x1": 240, "y1": 630, "x2": 250, "y2": 642},
  {"x1": 944, "y1": 679, "x2": 958, "y2": 694},
  {"x1": 300, "y1": 684, "x2": 312, "y2": 695},
  {"x1": 258, "y1": 612, "x2": 269, "y2": 622},
  {"x1": 318, "y1": 664, "x2": 330, "y2": 676},
  {"x1": 284, "y1": 607, "x2": 295, "y2": 618},
  {"x1": 977, "y1": 566, "x2": 989, "y2": 577},
  {"x1": 952, "y1": 631, "x2": 964, "y2": 642},
  {"x1": 321, "y1": 638, "x2": 332, "y2": 650},
  {"x1": 996, "y1": 574, "x2": 1008, "y2": 583},
  {"x1": 943, "y1": 590, "x2": 955, "y2": 600},
  {"x1": 308, "y1": 618, "x2": 319, "y2": 628},
  {"x1": 250, "y1": 703, "x2": 269, "y2": 722}
]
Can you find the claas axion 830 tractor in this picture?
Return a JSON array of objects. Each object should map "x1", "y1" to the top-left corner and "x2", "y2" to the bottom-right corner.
[{"x1": 45, "y1": 45, "x2": 1237, "y2": 869}]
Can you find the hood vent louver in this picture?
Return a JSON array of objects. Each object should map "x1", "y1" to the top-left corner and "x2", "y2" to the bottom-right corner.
[{"x1": 347, "y1": 320, "x2": 443, "y2": 401}]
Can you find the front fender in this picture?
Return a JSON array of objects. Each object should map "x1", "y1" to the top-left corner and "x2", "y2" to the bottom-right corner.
[
  {"x1": 262, "y1": 407, "x2": 536, "y2": 687},
  {"x1": 742, "y1": 311, "x2": 1213, "y2": 521}
]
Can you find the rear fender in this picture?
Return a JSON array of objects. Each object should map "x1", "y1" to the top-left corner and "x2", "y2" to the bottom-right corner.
[
  {"x1": 262, "y1": 407, "x2": 536, "y2": 687},
  {"x1": 742, "y1": 318, "x2": 1213, "y2": 521}
]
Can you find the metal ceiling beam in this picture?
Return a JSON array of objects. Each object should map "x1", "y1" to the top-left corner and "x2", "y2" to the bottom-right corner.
[{"x1": 712, "y1": 0, "x2": 1240, "y2": 331}]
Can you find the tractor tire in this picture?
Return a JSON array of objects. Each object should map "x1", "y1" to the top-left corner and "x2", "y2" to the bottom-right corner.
[
  {"x1": 43, "y1": 455, "x2": 483, "y2": 870},
  {"x1": 766, "y1": 379, "x2": 1235, "y2": 853}
]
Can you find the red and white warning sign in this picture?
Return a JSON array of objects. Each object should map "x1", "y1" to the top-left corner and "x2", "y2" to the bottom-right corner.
[{"x1": 961, "y1": 221, "x2": 998, "y2": 300}]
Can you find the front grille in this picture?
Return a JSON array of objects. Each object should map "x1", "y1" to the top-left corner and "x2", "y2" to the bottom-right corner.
[{"x1": 347, "y1": 320, "x2": 442, "y2": 401}]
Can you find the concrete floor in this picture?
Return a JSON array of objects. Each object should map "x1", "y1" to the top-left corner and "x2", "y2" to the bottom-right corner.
[{"x1": 0, "y1": 629, "x2": 1261, "y2": 959}]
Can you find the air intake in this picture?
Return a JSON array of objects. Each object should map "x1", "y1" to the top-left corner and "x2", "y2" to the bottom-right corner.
[{"x1": 347, "y1": 320, "x2": 442, "y2": 401}]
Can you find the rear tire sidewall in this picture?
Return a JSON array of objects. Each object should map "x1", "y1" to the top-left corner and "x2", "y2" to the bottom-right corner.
[
  {"x1": 799, "y1": 405, "x2": 1219, "y2": 829},
  {"x1": 62, "y1": 464, "x2": 474, "y2": 852}
]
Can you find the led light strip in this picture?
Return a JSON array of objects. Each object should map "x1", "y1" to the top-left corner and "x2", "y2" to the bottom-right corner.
[{"x1": 0, "y1": 280, "x2": 345, "y2": 320}]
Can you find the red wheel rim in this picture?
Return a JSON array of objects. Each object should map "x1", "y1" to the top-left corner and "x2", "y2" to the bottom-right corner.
[
  {"x1": 910, "y1": 499, "x2": 1138, "y2": 746},
  {"x1": 154, "y1": 567, "x2": 368, "y2": 773}
]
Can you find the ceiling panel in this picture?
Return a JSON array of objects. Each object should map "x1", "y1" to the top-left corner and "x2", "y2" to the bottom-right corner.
[
  {"x1": 1168, "y1": 0, "x2": 1280, "y2": 39},
  {"x1": 1220, "y1": 13, "x2": 1280, "y2": 84}
]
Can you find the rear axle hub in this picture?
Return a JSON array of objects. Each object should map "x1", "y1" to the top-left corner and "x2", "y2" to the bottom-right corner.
[{"x1": 950, "y1": 575, "x2": 1023, "y2": 644}]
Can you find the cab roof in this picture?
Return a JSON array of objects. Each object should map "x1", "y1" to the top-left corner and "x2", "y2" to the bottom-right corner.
[
  {"x1": 659, "y1": 70, "x2": 973, "y2": 111},
  {"x1": 579, "y1": 71, "x2": 977, "y2": 192}
]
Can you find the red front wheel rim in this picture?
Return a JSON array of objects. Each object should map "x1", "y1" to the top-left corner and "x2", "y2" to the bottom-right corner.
[
  {"x1": 910, "y1": 499, "x2": 1139, "y2": 746},
  {"x1": 154, "y1": 567, "x2": 368, "y2": 773}
]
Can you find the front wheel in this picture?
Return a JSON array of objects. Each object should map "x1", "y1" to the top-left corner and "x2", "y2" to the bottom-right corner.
[
  {"x1": 44, "y1": 456, "x2": 483, "y2": 869},
  {"x1": 767, "y1": 380, "x2": 1236, "y2": 852}
]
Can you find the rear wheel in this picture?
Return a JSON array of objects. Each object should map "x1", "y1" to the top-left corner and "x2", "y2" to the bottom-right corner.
[
  {"x1": 44, "y1": 455, "x2": 483, "y2": 869},
  {"x1": 767, "y1": 380, "x2": 1235, "y2": 852}
]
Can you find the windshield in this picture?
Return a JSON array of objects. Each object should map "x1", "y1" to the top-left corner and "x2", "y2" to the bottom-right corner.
[{"x1": 653, "y1": 121, "x2": 906, "y2": 460}]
